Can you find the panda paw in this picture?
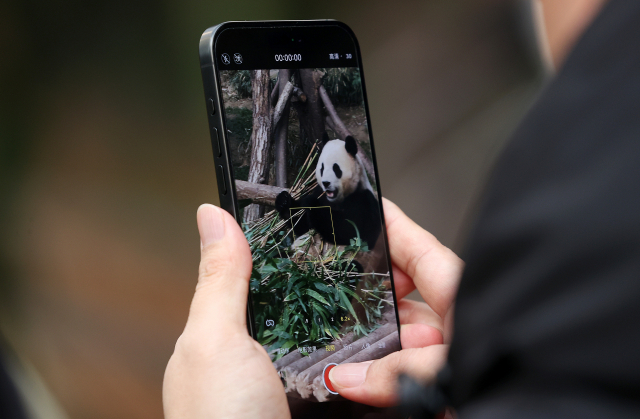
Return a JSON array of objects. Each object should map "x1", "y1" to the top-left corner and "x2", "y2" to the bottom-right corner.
[{"x1": 275, "y1": 191, "x2": 293, "y2": 218}]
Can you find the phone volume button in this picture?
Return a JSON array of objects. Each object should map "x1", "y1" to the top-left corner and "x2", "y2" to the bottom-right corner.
[
  {"x1": 212, "y1": 127, "x2": 222, "y2": 157},
  {"x1": 216, "y1": 165, "x2": 228, "y2": 195},
  {"x1": 207, "y1": 97, "x2": 216, "y2": 116}
]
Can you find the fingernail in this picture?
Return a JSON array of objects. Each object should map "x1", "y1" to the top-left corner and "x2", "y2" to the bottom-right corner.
[
  {"x1": 329, "y1": 361, "x2": 373, "y2": 389},
  {"x1": 197, "y1": 204, "x2": 225, "y2": 246}
]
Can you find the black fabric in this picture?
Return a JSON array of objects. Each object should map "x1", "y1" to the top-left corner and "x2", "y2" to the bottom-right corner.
[
  {"x1": 448, "y1": 0, "x2": 640, "y2": 417},
  {"x1": 0, "y1": 354, "x2": 27, "y2": 419}
]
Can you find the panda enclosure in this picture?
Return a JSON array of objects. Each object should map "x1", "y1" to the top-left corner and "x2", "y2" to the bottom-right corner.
[{"x1": 224, "y1": 68, "x2": 375, "y2": 223}]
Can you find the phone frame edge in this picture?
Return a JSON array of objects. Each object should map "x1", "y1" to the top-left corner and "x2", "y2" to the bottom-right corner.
[{"x1": 198, "y1": 18, "x2": 403, "y2": 354}]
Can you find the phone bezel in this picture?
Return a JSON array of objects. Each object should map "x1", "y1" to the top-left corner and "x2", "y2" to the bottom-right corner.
[{"x1": 199, "y1": 19, "x2": 402, "y2": 370}]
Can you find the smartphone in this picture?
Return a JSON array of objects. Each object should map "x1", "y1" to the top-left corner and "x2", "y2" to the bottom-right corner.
[{"x1": 199, "y1": 20, "x2": 402, "y2": 418}]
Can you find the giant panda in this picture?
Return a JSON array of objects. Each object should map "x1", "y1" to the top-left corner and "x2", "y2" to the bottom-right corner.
[{"x1": 275, "y1": 135, "x2": 381, "y2": 248}]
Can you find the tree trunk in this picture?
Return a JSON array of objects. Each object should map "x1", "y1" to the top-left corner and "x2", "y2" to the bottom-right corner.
[
  {"x1": 270, "y1": 77, "x2": 280, "y2": 106},
  {"x1": 243, "y1": 69, "x2": 272, "y2": 224},
  {"x1": 295, "y1": 69, "x2": 325, "y2": 145},
  {"x1": 235, "y1": 180, "x2": 287, "y2": 206},
  {"x1": 273, "y1": 70, "x2": 292, "y2": 188}
]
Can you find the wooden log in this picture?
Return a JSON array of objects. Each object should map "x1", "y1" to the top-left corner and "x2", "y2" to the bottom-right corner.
[
  {"x1": 281, "y1": 331, "x2": 357, "y2": 393},
  {"x1": 282, "y1": 309, "x2": 395, "y2": 379},
  {"x1": 235, "y1": 180, "x2": 287, "y2": 206},
  {"x1": 274, "y1": 80, "x2": 306, "y2": 106},
  {"x1": 342, "y1": 330, "x2": 400, "y2": 364},
  {"x1": 318, "y1": 85, "x2": 375, "y2": 182},
  {"x1": 319, "y1": 85, "x2": 351, "y2": 139},
  {"x1": 279, "y1": 309, "x2": 395, "y2": 395},
  {"x1": 274, "y1": 350, "x2": 303, "y2": 371},
  {"x1": 312, "y1": 331, "x2": 400, "y2": 402},
  {"x1": 292, "y1": 322, "x2": 398, "y2": 399},
  {"x1": 272, "y1": 80, "x2": 294, "y2": 131},
  {"x1": 291, "y1": 86, "x2": 307, "y2": 102},
  {"x1": 324, "y1": 115, "x2": 339, "y2": 139}
]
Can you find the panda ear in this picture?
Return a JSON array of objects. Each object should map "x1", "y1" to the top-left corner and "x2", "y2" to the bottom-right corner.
[{"x1": 345, "y1": 136, "x2": 358, "y2": 157}]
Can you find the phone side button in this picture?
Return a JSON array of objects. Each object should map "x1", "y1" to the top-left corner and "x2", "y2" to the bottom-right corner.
[
  {"x1": 216, "y1": 165, "x2": 228, "y2": 195},
  {"x1": 212, "y1": 127, "x2": 222, "y2": 157},
  {"x1": 207, "y1": 97, "x2": 216, "y2": 116}
]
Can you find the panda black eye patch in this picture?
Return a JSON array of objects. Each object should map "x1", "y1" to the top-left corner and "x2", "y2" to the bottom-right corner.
[
  {"x1": 320, "y1": 163, "x2": 324, "y2": 176},
  {"x1": 333, "y1": 163, "x2": 342, "y2": 178}
]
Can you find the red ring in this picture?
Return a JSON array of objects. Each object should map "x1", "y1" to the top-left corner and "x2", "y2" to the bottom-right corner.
[{"x1": 324, "y1": 364, "x2": 337, "y2": 393}]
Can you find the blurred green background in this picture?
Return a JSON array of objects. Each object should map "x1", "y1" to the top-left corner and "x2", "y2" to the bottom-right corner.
[{"x1": 0, "y1": 0, "x2": 544, "y2": 417}]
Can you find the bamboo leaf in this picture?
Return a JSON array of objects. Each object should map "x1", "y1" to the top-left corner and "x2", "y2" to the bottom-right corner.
[
  {"x1": 305, "y1": 289, "x2": 330, "y2": 306},
  {"x1": 339, "y1": 284, "x2": 366, "y2": 307},
  {"x1": 261, "y1": 333, "x2": 277, "y2": 345},
  {"x1": 338, "y1": 288, "x2": 358, "y2": 320}
]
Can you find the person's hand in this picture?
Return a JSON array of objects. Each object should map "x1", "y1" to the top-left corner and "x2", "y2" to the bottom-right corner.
[
  {"x1": 163, "y1": 204, "x2": 290, "y2": 419},
  {"x1": 328, "y1": 198, "x2": 464, "y2": 407}
]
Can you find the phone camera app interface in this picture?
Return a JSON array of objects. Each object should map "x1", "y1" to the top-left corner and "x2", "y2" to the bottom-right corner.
[{"x1": 218, "y1": 52, "x2": 399, "y2": 404}]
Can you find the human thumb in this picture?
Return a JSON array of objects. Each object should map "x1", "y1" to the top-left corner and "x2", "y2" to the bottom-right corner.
[
  {"x1": 185, "y1": 204, "x2": 253, "y2": 335},
  {"x1": 328, "y1": 345, "x2": 449, "y2": 407}
]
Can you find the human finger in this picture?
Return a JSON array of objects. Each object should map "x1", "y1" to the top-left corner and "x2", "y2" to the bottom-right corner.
[
  {"x1": 329, "y1": 345, "x2": 449, "y2": 407},
  {"x1": 400, "y1": 324, "x2": 443, "y2": 348},
  {"x1": 391, "y1": 264, "x2": 416, "y2": 299},
  {"x1": 398, "y1": 299, "x2": 443, "y2": 330},
  {"x1": 382, "y1": 198, "x2": 464, "y2": 318},
  {"x1": 184, "y1": 204, "x2": 253, "y2": 336}
]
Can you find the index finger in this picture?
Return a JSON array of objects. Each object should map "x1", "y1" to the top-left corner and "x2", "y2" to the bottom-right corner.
[{"x1": 383, "y1": 198, "x2": 463, "y2": 318}]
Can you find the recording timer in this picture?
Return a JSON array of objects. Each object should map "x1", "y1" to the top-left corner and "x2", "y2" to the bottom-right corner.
[{"x1": 275, "y1": 54, "x2": 302, "y2": 62}]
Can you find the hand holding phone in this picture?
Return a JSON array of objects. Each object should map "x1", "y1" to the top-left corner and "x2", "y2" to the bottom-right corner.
[
  {"x1": 163, "y1": 20, "x2": 463, "y2": 419},
  {"x1": 163, "y1": 204, "x2": 291, "y2": 419},
  {"x1": 162, "y1": 200, "x2": 462, "y2": 419},
  {"x1": 199, "y1": 21, "x2": 408, "y2": 417}
]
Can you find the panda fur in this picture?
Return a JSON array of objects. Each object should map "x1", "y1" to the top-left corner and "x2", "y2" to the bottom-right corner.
[{"x1": 275, "y1": 135, "x2": 381, "y2": 248}]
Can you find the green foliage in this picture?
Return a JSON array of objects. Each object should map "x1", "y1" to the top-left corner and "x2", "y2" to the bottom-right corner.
[
  {"x1": 247, "y1": 215, "x2": 387, "y2": 360},
  {"x1": 321, "y1": 68, "x2": 363, "y2": 105},
  {"x1": 228, "y1": 70, "x2": 252, "y2": 98},
  {"x1": 225, "y1": 107, "x2": 252, "y2": 142},
  {"x1": 242, "y1": 148, "x2": 390, "y2": 360},
  {"x1": 224, "y1": 107, "x2": 252, "y2": 181}
]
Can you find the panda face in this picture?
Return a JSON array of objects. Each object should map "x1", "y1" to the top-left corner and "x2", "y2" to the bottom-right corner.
[{"x1": 316, "y1": 139, "x2": 362, "y2": 203}]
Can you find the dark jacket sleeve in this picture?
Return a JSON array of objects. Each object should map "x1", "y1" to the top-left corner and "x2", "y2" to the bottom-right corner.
[
  {"x1": 447, "y1": 1, "x2": 640, "y2": 417},
  {"x1": 0, "y1": 354, "x2": 27, "y2": 419}
]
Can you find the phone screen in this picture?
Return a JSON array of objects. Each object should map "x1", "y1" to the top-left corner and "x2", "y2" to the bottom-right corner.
[{"x1": 212, "y1": 23, "x2": 401, "y2": 417}]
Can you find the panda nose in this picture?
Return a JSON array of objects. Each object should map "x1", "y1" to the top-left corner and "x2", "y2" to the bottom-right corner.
[{"x1": 322, "y1": 181, "x2": 331, "y2": 188}]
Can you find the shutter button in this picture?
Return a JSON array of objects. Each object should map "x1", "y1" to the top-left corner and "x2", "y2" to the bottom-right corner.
[{"x1": 322, "y1": 363, "x2": 339, "y2": 395}]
